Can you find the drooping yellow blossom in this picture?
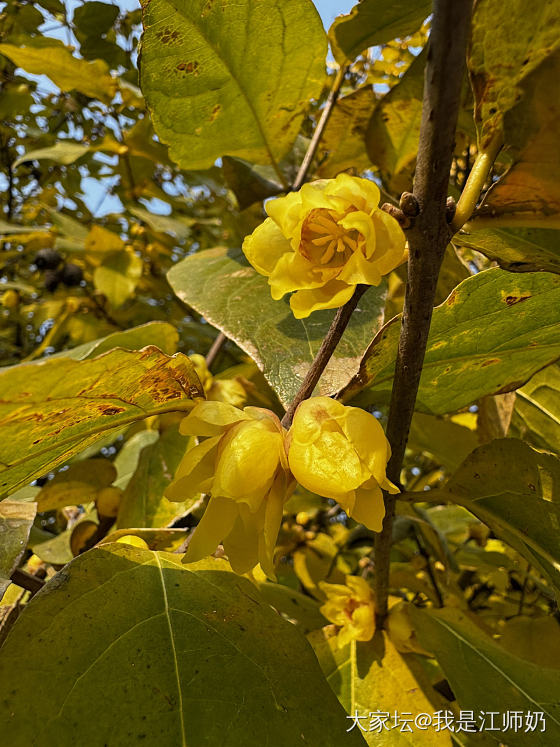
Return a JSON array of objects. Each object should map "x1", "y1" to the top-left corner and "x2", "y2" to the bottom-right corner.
[
  {"x1": 319, "y1": 576, "x2": 375, "y2": 647},
  {"x1": 242, "y1": 173, "x2": 406, "y2": 318},
  {"x1": 165, "y1": 401, "x2": 294, "y2": 578},
  {"x1": 189, "y1": 354, "x2": 247, "y2": 407},
  {"x1": 287, "y1": 396, "x2": 398, "y2": 532}
]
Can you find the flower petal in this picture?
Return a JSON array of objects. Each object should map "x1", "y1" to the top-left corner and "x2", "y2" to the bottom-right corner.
[
  {"x1": 222, "y1": 504, "x2": 260, "y2": 574},
  {"x1": 165, "y1": 435, "x2": 220, "y2": 501},
  {"x1": 179, "y1": 400, "x2": 250, "y2": 437},
  {"x1": 351, "y1": 483, "x2": 385, "y2": 532},
  {"x1": 289, "y1": 279, "x2": 355, "y2": 318},
  {"x1": 242, "y1": 217, "x2": 290, "y2": 277},
  {"x1": 183, "y1": 496, "x2": 238, "y2": 564}
]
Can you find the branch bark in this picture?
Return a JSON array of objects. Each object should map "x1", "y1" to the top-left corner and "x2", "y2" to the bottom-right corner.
[
  {"x1": 281, "y1": 285, "x2": 368, "y2": 428},
  {"x1": 374, "y1": 0, "x2": 473, "y2": 625}
]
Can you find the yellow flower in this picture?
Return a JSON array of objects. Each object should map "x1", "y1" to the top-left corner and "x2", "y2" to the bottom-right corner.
[
  {"x1": 189, "y1": 354, "x2": 247, "y2": 407},
  {"x1": 287, "y1": 396, "x2": 398, "y2": 532},
  {"x1": 242, "y1": 173, "x2": 406, "y2": 319},
  {"x1": 165, "y1": 401, "x2": 294, "y2": 578},
  {"x1": 319, "y1": 576, "x2": 375, "y2": 647}
]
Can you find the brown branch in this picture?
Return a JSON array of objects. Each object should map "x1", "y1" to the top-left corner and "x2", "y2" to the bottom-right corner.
[
  {"x1": 374, "y1": 0, "x2": 473, "y2": 626},
  {"x1": 10, "y1": 568, "x2": 45, "y2": 595},
  {"x1": 281, "y1": 285, "x2": 368, "y2": 427},
  {"x1": 205, "y1": 331, "x2": 226, "y2": 369},
  {"x1": 291, "y1": 65, "x2": 348, "y2": 192}
]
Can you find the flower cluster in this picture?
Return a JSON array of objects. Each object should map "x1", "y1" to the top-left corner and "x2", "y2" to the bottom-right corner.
[
  {"x1": 242, "y1": 173, "x2": 406, "y2": 318},
  {"x1": 166, "y1": 396, "x2": 396, "y2": 578}
]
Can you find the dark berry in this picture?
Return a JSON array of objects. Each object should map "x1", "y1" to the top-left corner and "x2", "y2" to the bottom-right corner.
[
  {"x1": 34, "y1": 248, "x2": 62, "y2": 270},
  {"x1": 61, "y1": 263, "x2": 84, "y2": 287},
  {"x1": 44, "y1": 269, "x2": 61, "y2": 292}
]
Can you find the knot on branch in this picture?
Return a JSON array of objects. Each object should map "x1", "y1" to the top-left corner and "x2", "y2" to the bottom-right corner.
[
  {"x1": 381, "y1": 202, "x2": 412, "y2": 230},
  {"x1": 399, "y1": 192, "x2": 420, "y2": 218},
  {"x1": 446, "y1": 196, "x2": 457, "y2": 223}
]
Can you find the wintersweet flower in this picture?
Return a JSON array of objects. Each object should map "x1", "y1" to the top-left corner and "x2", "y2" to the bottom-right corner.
[
  {"x1": 189, "y1": 354, "x2": 247, "y2": 407},
  {"x1": 319, "y1": 576, "x2": 375, "y2": 647},
  {"x1": 242, "y1": 173, "x2": 406, "y2": 318},
  {"x1": 287, "y1": 397, "x2": 398, "y2": 532},
  {"x1": 165, "y1": 401, "x2": 294, "y2": 578}
]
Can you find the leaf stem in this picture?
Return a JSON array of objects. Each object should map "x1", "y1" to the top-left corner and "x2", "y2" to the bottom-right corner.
[
  {"x1": 374, "y1": 0, "x2": 473, "y2": 627},
  {"x1": 451, "y1": 132, "x2": 503, "y2": 231},
  {"x1": 281, "y1": 285, "x2": 368, "y2": 427},
  {"x1": 291, "y1": 65, "x2": 348, "y2": 192}
]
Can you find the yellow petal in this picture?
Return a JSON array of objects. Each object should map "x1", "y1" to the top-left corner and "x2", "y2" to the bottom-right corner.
[
  {"x1": 183, "y1": 496, "x2": 238, "y2": 564},
  {"x1": 341, "y1": 406, "x2": 391, "y2": 485},
  {"x1": 242, "y1": 217, "x2": 290, "y2": 277},
  {"x1": 164, "y1": 435, "x2": 220, "y2": 501},
  {"x1": 258, "y1": 472, "x2": 288, "y2": 579},
  {"x1": 222, "y1": 504, "x2": 260, "y2": 575},
  {"x1": 336, "y1": 249, "x2": 383, "y2": 287},
  {"x1": 326, "y1": 173, "x2": 380, "y2": 213},
  {"x1": 345, "y1": 575, "x2": 373, "y2": 602},
  {"x1": 265, "y1": 189, "x2": 304, "y2": 238},
  {"x1": 369, "y1": 210, "x2": 406, "y2": 274},
  {"x1": 179, "y1": 400, "x2": 249, "y2": 437},
  {"x1": 212, "y1": 420, "x2": 282, "y2": 509},
  {"x1": 351, "y1": 483, "x2": 386, "y2": 532},
  {"x1": 268, "y1": 251, "x2": 328, "y2": 300},
  {"x1": 289, "y1": 279, "x2": 355, "y2": 318},
  {"x1": 350, "y1": 602, "x2": 375, "y2": 641}
]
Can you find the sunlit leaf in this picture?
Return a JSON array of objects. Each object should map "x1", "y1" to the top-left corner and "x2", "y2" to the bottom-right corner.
[
  {"x1": 510, "y1": 364, "x2": 560, "y2": 453},
  {"x1": 415, "y1": 439, "x2": 560, "y2": 597},
  {"x1": 139, "y1": 0, "x2": 326, "y2": 171},
  {"x1": 0, "y1": 347, "x2": 203, "y2": 499},
  {"x1": 167, "y1": 247, "x2": 387, "y2": 407},
  {"x1": 455, "y1": 226, "x2": 560, "y2": 274},
  {"x1": 117, "y1": 426, "x2": 198, "y2": 529},
  {"x1": 36, "y1": 458, "x2": 116, "y2": 512},
  {"x1": 411, "y1": 606, "x2": 560, "y2": 747},
  {"x1": 0, "y1": 547, "x2": 364, "y2": 746},
  {"x1": 309, "y1": 628, "x2": 452, "y2": 746},
  {"x1": 0, "y1": 37, "x2": 116, "y2": 102},
  {"x1": 340, "y1": 269, "x2": 560, "y2": 414},
  {"x1": 330, "y1": 0, "x2": 431, "y2": 63},
  {"x1": 0, "y1": 501, "x2": 37, "y2": 597},
  {"x1": 93, "y1": 249, "x2": 143, "y2": 308}
]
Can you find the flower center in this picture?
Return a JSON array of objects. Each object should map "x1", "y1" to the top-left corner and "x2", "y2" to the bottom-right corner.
[{"x1": 299, "y1": 208, "x2": 363, "y2": 267}]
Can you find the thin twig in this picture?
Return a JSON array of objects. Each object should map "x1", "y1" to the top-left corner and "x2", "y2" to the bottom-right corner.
[
  {"x1": 374, "y1": 0, "x2": 473, "y2": 626},
  {"x1": 205, "y1": 331, "x2": 226, "y2": 369},
  {"x1": 517, "y1": 562, "x2": 532, "y2": 616},
  {"x1": 292, "y1": 65, "x2": 348, "y2": 192},
  {"x1": 10, "y1": 568, "x2": 45, "y2": 595},
  {"x1": 281, "y1": 285, "x2": 368, "y2": 427},
  {"x1": 414, "y1": 532, "x2": 444, "y2": 608}
]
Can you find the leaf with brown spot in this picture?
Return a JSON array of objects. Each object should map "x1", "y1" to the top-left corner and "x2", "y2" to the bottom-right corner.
[
  {"x1": 0, "y1": 347, "x2": 203, "y2": 499},
  {"x1": 339, "y1": 268, "x2": 560, "y2": 414}
]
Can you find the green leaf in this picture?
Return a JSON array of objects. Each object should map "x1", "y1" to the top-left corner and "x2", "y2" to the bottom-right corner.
[
  {"x1": 416, "y1": 439, "x2": 560, "y2": 597},
  {"x1": 139, "y1": 0, "x2": 326, "y2": 171},
  {"x1": 13, "y1": 142, "x2": 89, "y2": 168},
  {"x1": 0, "y1": 547, "x2": 365, "y2": 746},
  {"x1": 93, "y1": 249, "x2": 143, "y2": 308},
  {"x1": 36, "y1": 458, "x2": 116, "y2": 512},
  {"x1": 318, "y1": 86, "x2": 375, "y2": 178},
  {"x1": 331, "y1": 0, "x2": 431, "y2": 63},
  {"x1": 411, "y1": 607, "x2": 560, "y2": 747},
  {"x1": 480, "y1": 51, "x2": 560, "y2": 220},
  {"x1": 113, "y1": 430, "x2": 160, "y2": 490},
  {"x1": 129, "y1": 206, "x2": 193, "y2": 240},
  {"x1": 222, "y1": 156, "x2": 283, "y2": 211},
  {"x1": 407, "y1": 413, "x2": 478, "y2": 473},
  {"x1": 469, "y1": 0, "x2": 560, "y2": 148},
  {"x1": 308, "y1": 629, "x2": 452, "y2": 746},
  {"x1": 0, "y1": 37, "x2": 116, "y2": 102},
  {"x1": 167, "y1": 246, "x2": 387, "y2": 407},
  {"x1": 0, "y1": 501, "x2": 37, "y2": 597},
  {"x1": 73, "y1": 1, "x2": 119, "y2": 37},
  {"x1": 365, "y1": 47, "x2": 425, "y2": 193},
  {"x1": 49, "y1": 321, "x2": 179, "y2": 361},
  {"x1": 510, "y1": 364, "x2": 560, "y2": 452},
  {"x1": 117, "y1": 426, "x2": 198, "y2": 529},
  {"x1": 0, "y1": 347, "x2": 203, "y2": 499},
  {"x1": 340, "y1": 268, "x2": 560, "y2": 415},
  {"x1": 455, "y1": 227, "x2": 560, "y2": 274}
]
